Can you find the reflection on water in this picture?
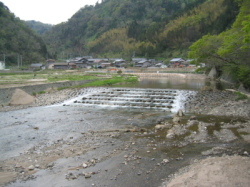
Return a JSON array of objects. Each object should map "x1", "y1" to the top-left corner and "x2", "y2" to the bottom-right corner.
[{"x1": 125, "y1": 78, "x2": 205, "y2": 90}]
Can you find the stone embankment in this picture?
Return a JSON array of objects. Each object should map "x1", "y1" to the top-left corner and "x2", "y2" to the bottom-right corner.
[
  {"x1": 0, "y1": 79, "x2": 93, "y2": 106},
  {"x1": 186, "y1": 90, "x2": 250, "y2": 118}
]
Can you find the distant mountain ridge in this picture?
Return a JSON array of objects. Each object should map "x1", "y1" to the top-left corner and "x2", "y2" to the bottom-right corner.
[
  {"x1": 25, "y1": 20, "x2": 53, "y2": 35},
  {"x1": 42, "y1": 0, "x2": 239, "y2": 60}
]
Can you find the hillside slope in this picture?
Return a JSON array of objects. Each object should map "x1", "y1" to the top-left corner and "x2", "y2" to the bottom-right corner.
[
  {"x1": 0, "y1": 2, "x2": 47, "y2": 66},
  {"x1": 43, "y1": 0, "x2": 239, "y2": 59}
]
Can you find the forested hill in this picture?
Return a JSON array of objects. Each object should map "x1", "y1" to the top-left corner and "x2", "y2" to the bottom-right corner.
[
  {"x1": 25, "y1": 20, "x2": 53, "y2": 35},
  {"x1": 0, "y1": 2, "x2": 47, "y2": 65},
  {"x1": 43, "y1": 0, "x2": 239, "y2": 59}
]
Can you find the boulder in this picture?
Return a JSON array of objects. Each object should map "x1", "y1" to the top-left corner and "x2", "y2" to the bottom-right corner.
[
  {"x1": 208, "y1": 66, "x2": 218, "y2": 79},
  {"x1": 190, "y1": 116, "x2": 197, "y2": 120},
  {"x1": 172, "y1": 114, "x2": 181, "y2": 123},
  {"x1": 155, "y1": 123, "x2": 172, "y2": 130},
  {"x1": 166, "y1": 129, "x2": 175, "y2": 139},
  {"x1": 177, "y1": 109, "x2": 185, "y2": 117}
]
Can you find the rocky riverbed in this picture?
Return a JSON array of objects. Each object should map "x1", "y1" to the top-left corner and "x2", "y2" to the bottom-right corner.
[{"x1": 0, "y1": 87, "x2": 249, "y2": 187}]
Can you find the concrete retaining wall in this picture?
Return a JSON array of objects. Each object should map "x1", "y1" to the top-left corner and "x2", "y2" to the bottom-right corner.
[
  {"x1": 124, "y1": 73, "x2": 206, "y2": 79},
  {"x1": 0, "y1": 80, "x2": 93, "y2": 105}
]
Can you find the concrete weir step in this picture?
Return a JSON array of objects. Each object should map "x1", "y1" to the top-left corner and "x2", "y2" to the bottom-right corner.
[{"x1": 70, "y1": 88, "x2": 179, "y2": 110}]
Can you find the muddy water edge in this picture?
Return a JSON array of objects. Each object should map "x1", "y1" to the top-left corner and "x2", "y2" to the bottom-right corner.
[{"x1": 0, "y1": 78, "x2": 249, "y2": 187}]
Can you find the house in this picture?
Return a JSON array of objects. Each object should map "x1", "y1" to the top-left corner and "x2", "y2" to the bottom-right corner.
[
  {"x1": 131, "y1": 58, "x2": 147, "y2": 63},
  {"x1": 30, "y1": 63, "x2": 45, "y2": 70},
  {"x1": 75, "y1": 61, "x2": 88, "y2": 69},
  {"x1": 67, "y1": 57, "x2": 88, "y2": 69},
  {"x1": 53, "y1": 63, "x2": 69, "y2": 69},
  {"x1": 169, "y1": 58, "x2": 185, "y2": 68},
  {"x1": 68, "y1": 62, "x2": 77, "y2": 69},
  {"x1": 134, "y1": 60, "x2": 151, "y2": 68},
  {"x1": 45, "y1": 59, "x2": 56, "y2": 69},
  {"x1": 88, "y1": 58, "x2": 109, "y2": 63},
  {"x1": 112, "y1": 59, "x2": 126, "y2": 67},
  {"x1": 100, "y1": 63, "x2": 111, "y2": 68}
]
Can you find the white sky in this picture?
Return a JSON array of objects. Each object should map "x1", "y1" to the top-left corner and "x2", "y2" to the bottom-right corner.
[{"x1": 1, "y1": 0, "x2": 100, "y2": 25}]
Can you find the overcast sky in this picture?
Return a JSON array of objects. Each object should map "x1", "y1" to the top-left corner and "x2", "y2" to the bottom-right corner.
[{"x1": 1, "y1": 0, "x2": 100, "y2": 25}]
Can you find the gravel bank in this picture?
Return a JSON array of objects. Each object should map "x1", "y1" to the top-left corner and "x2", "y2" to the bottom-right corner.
[{"x1": 186, "y1": 90, "x2": 250, "y2": 119}]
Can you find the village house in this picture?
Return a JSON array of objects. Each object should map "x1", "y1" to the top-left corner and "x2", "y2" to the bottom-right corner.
[
  {"x1": 68, "y1": 62, "x2": 77, "y2": 69},
  {"x1": 67, "y1": 57, "x2": 88, "y2": 69},
  {"x1": 53, "y1": 62, "x2": 69, "y2": 69},
  {"x1": 169, "y1": 58, "x2": 186, "y2": 68},
  {"x1": 30, "y1": 63, "x2": 45, "y2": 70},
  {"x1": 112, "y1": 59, "x2": 126, "y2": 67},
  {"x1": 134, "y1": 60, "x2": 151, "y2": 68},
  {"x1": 100, "y1": 62, "x2": 111, "y2": 68},
  {"x1": 90, "y1": 59, "x2": 109, "y2": 68}
]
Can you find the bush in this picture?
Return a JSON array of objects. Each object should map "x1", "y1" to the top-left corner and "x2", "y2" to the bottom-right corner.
[
  {"x1": 235, "y1": 91, "x2": 248, "y2": 101},
  {"x1": 38, "y1": 91, "x2": 46, "y2": 94}
]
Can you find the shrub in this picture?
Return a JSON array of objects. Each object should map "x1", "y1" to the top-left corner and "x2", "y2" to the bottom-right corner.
[
  {"x1": 235, "y1": 91, "x2": 248, "y2": 101},
  {"x1": 38, "y1": 91, "x2": 46, "y2": 94}
]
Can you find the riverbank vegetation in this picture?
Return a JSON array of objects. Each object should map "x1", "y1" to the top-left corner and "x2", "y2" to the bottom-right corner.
[
  {"x1": 189, "y1": 0, "x2": 250, "y2": 90},
  {"x1": 0, "y1": 69, "x2": 138, "y2": 89},
  {"x1": 57, "y1": 74, "x2": 138, "y2": 90}
]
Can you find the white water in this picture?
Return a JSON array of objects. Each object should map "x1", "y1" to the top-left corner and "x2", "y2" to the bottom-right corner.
[
  {"x1": 171, "y1": 90, "x2": 197, "y2": 113},
  {"x1": 58, "y1": 87, "x2": 197, "y2": 113}
]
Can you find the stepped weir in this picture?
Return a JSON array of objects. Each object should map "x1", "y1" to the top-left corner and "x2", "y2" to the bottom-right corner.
[{"x1": 63, "y1": 88, "x2": 196, "y2": 112}]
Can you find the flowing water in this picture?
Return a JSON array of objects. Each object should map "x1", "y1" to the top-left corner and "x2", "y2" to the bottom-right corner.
[{"x1": 61, "y1": 78, "x2": 204, "y2": 112}]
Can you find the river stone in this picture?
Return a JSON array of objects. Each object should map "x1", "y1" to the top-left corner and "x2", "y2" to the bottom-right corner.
[
  {"x1": 214, "y1": 129, "x2": 238, "y2": 142},
  {"x1": 155, "y1": 123, "x2": 172, "y2": 130},
  {"x1": 166, "y1": 129, "x2": 175, "y2": 139},
  {"x1": 208, "y1": 66, "x2": 217, "y2": 79},
  {"x1": 177, "y1": 109, "x2": 185, "y2": 117},
  {"x1": 173, "y1": 115, "x2": 181, "y2": 123},
  {"x1": 190, "y1": 116, "x2": 197, "y2": 120},
  {"x1": 28, "y1": 165, "x2": 35, "y2": 170}
]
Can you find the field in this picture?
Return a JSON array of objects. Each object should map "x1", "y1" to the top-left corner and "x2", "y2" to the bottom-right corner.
[{"x1": 0, "y1": 69, "x2": 138, "y2": 89}]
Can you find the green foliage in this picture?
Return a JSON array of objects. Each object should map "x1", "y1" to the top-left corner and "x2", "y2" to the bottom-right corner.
[
  {"x1": 38, "y1": 91, "x2": 46, "y2": 94},
  {"x1": 47, "y1": 75, "x2": 99, "y2": 82},
  {"x1": 195, "y1": 67, "x2": 206, "y2": 73},
  {"x1": 25, "y1": 20, "x2": 53, "y2": 35},
  {"x1": 117, "y1": 70, "x2": 122, "y2": 74},
  {"x1": 43, "y1": 0, "x2": 238, "y2": 59},
  {"x1": 188, "y1": 0, "x2": 250, "y2": 89},
  {"x1": 234, "y1": 91, "x2": 248, "y2": 101},
  {"x1": 57, "y1": 75, "x2": 138, "y2": 90},
  {"x1": 0, "y1": 2, "x2": 47, "y2": 65}
]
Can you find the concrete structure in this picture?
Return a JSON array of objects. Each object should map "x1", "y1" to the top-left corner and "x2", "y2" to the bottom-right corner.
[
  {"x1": 30, "y1": 63, "x2": 44, "y2": 70},
  {"x1": 0, "y1": 61, "x2": 5, "y2": 70}
]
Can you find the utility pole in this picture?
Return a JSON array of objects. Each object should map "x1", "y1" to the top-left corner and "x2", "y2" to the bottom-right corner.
[
  {"x1": 17, "y1": 54, "x2": 19, "y2": 68},
  {"x1": 20, "y1": 55, "x2": 22, "y2": 67}
]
